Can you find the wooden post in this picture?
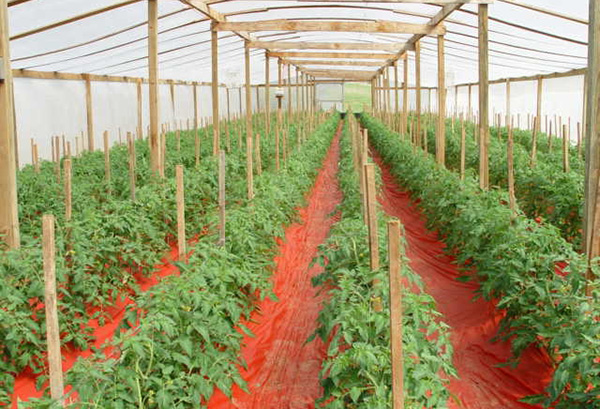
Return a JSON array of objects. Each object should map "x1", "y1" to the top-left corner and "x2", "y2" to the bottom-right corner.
[
  {"x1": 536, "y1": 77, "x2": 543, "y2": 136},
  {"x1": 54, "y1": 136, "x2": 61, "y2": 183},
  {"x1": 137, "y1": 80, "x2": 143, "y2": 140},
  {"x1": 148, "y1": 0, "x2": 160, "y2": 176},
  {"x1": 479, "y1": 4, "x2": 490, "y2": 190},
  {"x1": 506, "y1": 79, "x2": 511, "y2": 125},
  {"x1": 388, "y1": 219, "x2": 405, "y2": 409},
  {"x1": 507, "y1": 121, "x2": 516, "y2": 214},
  {"x1": 265, "y1": 53, "x2": 271, "y2": 136},
  {"x1": 66, "y1": 142, "x2": 71, "y2": 159},
  {"x1": 64, "y1": 159, "x2": 72, "y2": 221},
  {"x1": 415, "y1": 41, "x2": 422, "y2": 148},
  {"x1": 371, "y1": 77, "x2": 376, "y2": 112},
  {"x1": 211, "y1": 23, "x2": 220, "y2": 156},
  {"x1": 394, "y1": 61, "x2": 399, "y2": 131},
  {"x1": 364, "y1": 164, "x2": 379, "y2": 271},
  {"x1": 127, "y1": 132, "x2": 136, "y2": 201},
  {"x1": 530, "y1": 117, "x2": 538, "y2": 167},
  {"x1": 103, "y1": 131, "x2": 110, "y2": 185},
  {"x1": 255, "y1": 133, "x2": 262, "y2": 175},
  {"x1": 245, "y1": 41, "x2": 254, "y2": 200},
  {"x1": 468, "y1": 84, "x2": 473, "y2": 121},
  {"x1": 218, "y1": 150, "x2": 225, "y2": 246},
  {"x1": 460, "y1": 115, "x2": 466, "y2": 181},
  {"x1": 160, "y1": 131, "x2": 166, "y2": 178},
  {"x1": 175, "y1": 165, "x2": 186, "y2": 259},
  {"x1": 437, "y1": 34, "x2": 446, "y2": 166},
  {"x1": 287, "y1": 63, "x2": 292, "y2": 121},
  {"x1": 84, "y1": 75, "x2": 94, "y2": 151},
  {"x1": 578, "y1": 122, "x2": 582, "y2": 159},
  {"x1": 402, "y1": 54, "x2": 408, "y2": 135},
  {"x1": 563, "y1": 124, "x2": 570, "y2": 173},
  {"x1": 42, "y1": 214, "x2": 64, "y2": 406}
]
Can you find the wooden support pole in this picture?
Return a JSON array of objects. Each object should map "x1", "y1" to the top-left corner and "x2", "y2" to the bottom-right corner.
[
  {"x1": 63, "y1": 159, "x2": 72, "y2": 221},
  {"x1": 136, "y1": 80, "x2": 143, "y2": 140},
  {"x1": 211, "y1": 23, "x2": 220, "y2": 156},
  {"x1": 388, "y1": 219, "x2": 405, "y2": 409},
  {"x1": 584, "y1": 0, "x2": 600, "y2": 292},
  {"x1": 265, "y1": 53, "x2": 271, "y2": 136},
  {"x1": 563, "y1": 124, "x2": 570, "y2": 173},
  {"x1": 364, "y1": 163, "x2": 380, "y2": 271},
  {"x1": 371, "y1": 77, "x2": 376, "y2": 113},
  {"x1": 148, "y1": 0, "x2": 159, "y2": 176},
  {"x1": 54, "y1": 136, "x2": 61, "y2": 183},
  {"x1": 460, "y1": 115, "x2": 466, "y2": 181},
  {"x1": 176, "y1": 165, "x2": 186, "y2": 259},
  {"x1": 245, "y1": 41, "x2": 254, "y2": 200},
  {"x1": 468, "y1": 84, "x2": 473, "y2": 121},
  {"x1": 402, "y1": 54, "x2": 408, "y2": 135},
  {"x1": 578, "y1": 122, "x2": 582, "y2": 159},
  {"x1": 42, "y1": 214, "x2": 64, "y2": 406},
  {"x1": 287, "y1": 63, "x2": 292, "y2": 120},
  {"x1": 84, "y1": 75, "x2": 94, "y2": 151},
  {"x1": 437, "y1": 34, "x2": 446, "y2": 166},
  {"x1": 218, "y1": 150, "x2": 226, "y2": 246},
  {"x1": 478, "y1": 4, "x2": 490, "y2": 190},
  {"x1": 255, "y1": 132, "x2": 262, "y2": 175},
  {"x1": 530, "y1": 117, "x2": 538, "y2": 167},
  {"x1": 536, "y1": 77, "x2": 543, "y2": 135},
  {"x1": 507, "y1": 121, "x2": 516, "y2": 214},
  {"x1": 506, "y1": 79, "x2": 511, "y2": 124},
  {"x1": 127, "y1": 132, "x2": 136, "y2": 201},
  {"x1": 394, "y1": 61, "x2": 399, "y2": 131},
  {"x1": 415, "y1": 41, "x2": 422, "y2": 147}
]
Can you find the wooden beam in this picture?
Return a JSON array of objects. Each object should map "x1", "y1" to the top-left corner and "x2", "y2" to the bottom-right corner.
[
  {"x1": 415, "y1": 41, "x2": 421, "y2": 147},
  {"x1": 584, "y1": 0, "x2": 600, "y2": 292},
  {"x1": 249, "y1": 40, "x2": 406, "y2": 52},
  {"x1": 211, "y1": 22, "x2": 219, "y2": 155},
  {"x1": 437, "y1": 34, "x2": 446, "y2": 166},
  {"x1": 290, "y1": 59, "x2": 384, "y2": 67},
  {"x1": 294, "y1": 0, "x2": 491, "y2": 3},
  {"x1": 402, "y1": 54, "x2": 408, "y2": 134},
  {"x1": 0, "y1": 0, "x2": 19, "y2": 249},
  {"x1": 215, "y1": 20, "x2": 446, "y2": 35},
  {"x1": 269, "y1": 51, "x2": 391, "y2": 59},
  {"x1": 265, "y1": 52, "x2": 270, "y2": 135},
  {"x1": 479, "y1": 4, "x2": 490, "y2": 190},
  {"x1": 148, "y1": 0, "x2": 160, "y2": 176}
]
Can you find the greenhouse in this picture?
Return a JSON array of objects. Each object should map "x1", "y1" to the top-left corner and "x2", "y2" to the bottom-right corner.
[{"x1": 0, "y1": 0, "x2": 598, "y2": 407}]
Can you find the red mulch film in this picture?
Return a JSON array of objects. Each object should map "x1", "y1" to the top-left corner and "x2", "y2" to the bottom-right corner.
[
  {"x1": 371, "y1": 149, "x2": 555, "y2": 409},
  {"x1": 208, "y1": 124, "x2": 343, "y2": 409},
  {"x1": 10, "y1": 245, "x2": 183, "y2": 408}
]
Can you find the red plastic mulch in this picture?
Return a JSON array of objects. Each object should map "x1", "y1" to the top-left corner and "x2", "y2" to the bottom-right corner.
[
  {"x1": 370, "y1": 148, "x2": 554, "y2": 409},
  {"x1": 208, "y1": 123, "x2": 343, "y2": 409},
  {"x1": 10, "y1": 245, "x2": 184, "y2": 408}
]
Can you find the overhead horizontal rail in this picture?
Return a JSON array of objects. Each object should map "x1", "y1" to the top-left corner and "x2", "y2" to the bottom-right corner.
[
  {"x1": 12, "y1": 69, "x2": 227, "y2": 86},
  {"x1": 268, "y1": 51, "x2": 392, "y2": 59},
  {"x1": 287, "y1": 59, "x2": 384, "y2": 66},
  {"x1": 497, "y1": 0, "x2": 587, "y2": 25},
  {"x1": 249, "y1": 40, "x2": 409, "y2": 52},
  {"x1": 454, "y1": 67, "x2": 587, "y2": 87},
  {"x1": 215, "y1": 20, "x2": 446, "y2": 35}
]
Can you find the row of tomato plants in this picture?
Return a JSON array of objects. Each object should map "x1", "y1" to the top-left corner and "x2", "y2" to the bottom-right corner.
[
  {"x1": 363, "y1": 113, "x2": 600, "y2": 408},
  {"x1": 22, "y1": 113, "x2": 339, "y2": 408},
  {"x1": 1, "y1": 112, "x2": 304, "y2": 405},
  {"x1": 419, "y1": 117, "x2": 583, "y2": 247},
  {"x1": 310, "y1": 119, "x2": 456, "y2": 408}
]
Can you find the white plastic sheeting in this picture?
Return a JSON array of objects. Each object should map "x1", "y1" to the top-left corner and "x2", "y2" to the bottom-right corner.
[{"x1": 6, "y1": 0, "x2": 590, "y2": 165}]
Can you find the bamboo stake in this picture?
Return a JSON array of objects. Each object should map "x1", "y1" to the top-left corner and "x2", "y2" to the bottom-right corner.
[
  {"x1": 176, "y1": 165, "x2": 186, "y2": 259},
  {"x1": 218, "y1": 150, "x2": 226, "y2": 246},
  {"x1": 42, "y1": 214, "x2": 65, "y2": 407},
  {"x1": 388, "y1": 219, "x2": 405, "y2": 409}
]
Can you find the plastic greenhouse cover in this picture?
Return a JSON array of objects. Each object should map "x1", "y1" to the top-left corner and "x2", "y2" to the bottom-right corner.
[{"x1": 6, "y1": 0, "x2": 589, "y2": 166}]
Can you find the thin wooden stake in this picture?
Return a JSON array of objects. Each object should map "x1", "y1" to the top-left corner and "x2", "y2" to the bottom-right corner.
[
  {"x1": 218, "y1": 150, "x2": 226, "y2": 246},
  {"x1": 33, "y1": 143, "x2": 40, "y2": 173},
  {"x1": 388, "y1": 219, "x2": 405, "y2": 409},
  {"x1": 255, "y1": 133, "x2": 262, "y2": 175},
  {"x1": 530, "y1": 116, "x2": 538, "y2": 167},
  {"x1": 103, "y1": 131, "x2": 110, "y2": 185},
  {"x1": 42, "y1": 214, "x2": 65, "y2": 406},
  {"x1": 176, "y1": 165, "x2": 186, "y2": 259},
  {"x1": 507, "y1": 122, "x2": 516, "y2": 214},
  {"x1": 127, "y1": 132, "x2": 136, "y2": 201},
  {"x1": 563, "y1": 124, "x2": 570, "y2": 173},
  {"x1": 64, "y1": 159, "x2": 72, "y2": 221}
]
